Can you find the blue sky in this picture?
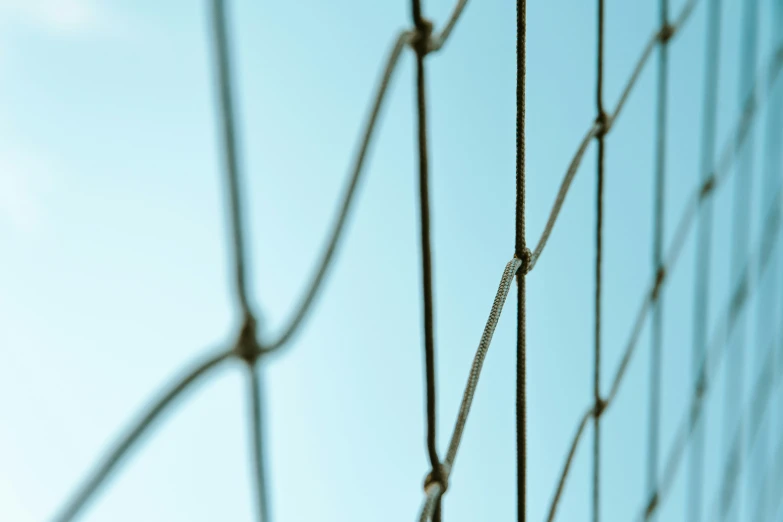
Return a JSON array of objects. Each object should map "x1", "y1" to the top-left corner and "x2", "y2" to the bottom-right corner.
[{"x1": 1, "y1": 0, "x2": 782, "y2": 521}]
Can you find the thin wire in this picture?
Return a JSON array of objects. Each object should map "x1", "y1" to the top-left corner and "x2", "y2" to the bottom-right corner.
[
  {"x1": 689, "y1": 1, "x2": 721, "y2": 520},
  {"x1": 593, "y1": 0, "x2": 605, "y2": 519},
  {"x1": 544, "y1": 44, "x2": 783, "y2": 520},
  {"x1": 648, "y1": 0, "x2": 669, "y2": 518},
  {"x1": 211, "y1": 0, "x2": 254, "y2": 319},
  {"x1": 515, "y1": 0, "x2": 527, "y2": 520},
  {"x1": 50, "y1": 349, "x2": 234, "y2": 522},
  {"x1": 247, "y1": 364, "x2": 270, "y2": 522},
  {"x1": 418, "y1": 258, "x2": 521, "y2": 522},
  {"x1": 528, "y1": 0, "x2": 698, "y2": 271}
]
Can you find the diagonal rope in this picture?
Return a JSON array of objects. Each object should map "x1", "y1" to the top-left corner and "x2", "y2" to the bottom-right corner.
[
  {"x1": 262, "y1": 0, "x2": 473, "y2": 354},
  {"x1": 37, "y1": 1, "x2": 783, "y2": 521},
  {"x1": 637, "y1": 182, "x2": 783, "y2": 521},
  {"x1": 260, "y1": 29, "x2": 413, "y2": 353},
  {"x1": 528, "y1": 0, "x2": 697, "y2": 272},
  {"x1": 705, "y1": 332, "x2": 783, "y2": 521},
  {"x1": 418, "y1": 258, "x2": 522, "y2": 522},
  {"x1": 261, "y1": 0, "x2": 468, "y2": 352},
  {"x1": 49, "y1": 349, "x2": 234, "y2": 522},
  {"x1": 49, "y1": 1, "x2": 476, "y2": 521},
  {"x1": 708, "y1": 357, "x2": 780, "y2": 521},
  {"x1": 545, "y1": 41, "x2": 783, "y2": 522}
]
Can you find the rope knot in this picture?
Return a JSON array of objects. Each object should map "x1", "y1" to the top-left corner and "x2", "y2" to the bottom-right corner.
[
  {"x1": 658, "y1": 23, "x2": 674, "y2": 44},
  {"x1": 594, "y1": 397, "x2": 608, "y2": 418},
  {"x1": 645, "y1": 492, "x2": 660, "y2": 518},
  {"x1": 234, "y1": 313, "x2": 261, "y2": 365},
  {"x1": 595, "y1": 111, "x2": 610, "y2": 138},
  {"x1": 700, "y1": 175, "x2": 716, "y2": 199},
  {"x1": 411, "y1": 17, "x2": 434, "y2": 56},
  {"x1": 516, "y1": 247, "x2": 533, "y2": 275},
  {"x1": 423, "y1": 465, "x2": 449, "y2": 495},
  {"x1": 651, "y1": 266, "x2": 666, "y2": 301}
]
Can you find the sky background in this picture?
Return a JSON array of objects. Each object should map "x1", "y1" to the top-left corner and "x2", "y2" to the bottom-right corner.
[{"x1": 1, "y1": 0, "x2": 782, "y2": 521}]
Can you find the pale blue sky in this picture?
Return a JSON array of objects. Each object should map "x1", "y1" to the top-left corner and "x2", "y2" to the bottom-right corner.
[{"x1": 1, "y1": 0, "x2": 782, "y2": 521}]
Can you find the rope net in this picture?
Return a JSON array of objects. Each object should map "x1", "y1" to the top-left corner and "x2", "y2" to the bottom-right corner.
[{"x1": 37, "y1": 0, "x2": 783, "y2": 521}]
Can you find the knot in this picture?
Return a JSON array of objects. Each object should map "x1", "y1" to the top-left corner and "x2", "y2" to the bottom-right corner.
[
  {"x1": 595, "y1": 111, "x2": 610, "y2": 138},
  {"x1": 516, "y1": 247, "x2": 533, "y2": 275},
  {"x1": 658, "y1": 23, "x2": 674, "y2": 43},
  {"x1": 411, "y1": 17, "x2": 434, "y2": 56},
  {"x1": 651, "y1": 266, "x2": 666, "y2": 301},
  {"x1": 423, "y1": 465, "x2": 449, "y2": 495},
  {"x1": 645, "y1": 492, "x2": 659, "y2": 518},
  {"x1": 234, "y1": 313, "x2": 261, "y2": 365},
  {"x1": 699, "y1": 175, "x2": 715, "y2": 200},
  {"x1": 594, "y1": 397, "x2": 608, "y2": 418}
]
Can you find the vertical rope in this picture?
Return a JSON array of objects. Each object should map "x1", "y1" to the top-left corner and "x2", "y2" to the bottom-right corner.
[
  {"x1": 593, "y1": 1, "x2": 606, "y2": 521},
  {"x1": 648, "y1": 2, "x2": 669, "y2": 520},
  {"x1": 411, "y1": 2, "x2": 442, "y2": 520},
  {"x1": 725, "y1": 1, "x2": 759, "y2": 520},
  {"x1": 210, "y1": 0, "x2": 253, "y2": 319},
  {"x1": 515, "y1": 1, "x2": 527, "y2": 521},
  {"x1": 211, "y1": 2, "x2": 269, "y2": 520},
  {"x1": 771, "y1": 3, "x2": 783, "y2": 518},
  {"x1": 756, "y1": 2, "x2": 783, "y2": 519},
  {"x1": 689, "y1": 2, "x2": 721, "y2": 521},
  {"x1": 248, "y1": 364, "x2": 270, "y2": 522}
]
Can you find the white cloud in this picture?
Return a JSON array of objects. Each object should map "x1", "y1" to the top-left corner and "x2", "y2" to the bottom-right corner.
[{"x1": 0, "y1": 0, "x2": 115, "y2": 37}]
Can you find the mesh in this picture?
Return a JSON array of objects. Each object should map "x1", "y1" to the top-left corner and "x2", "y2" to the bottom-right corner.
[{"x1": 34, "y1": 0, "x2": 783, "y2": 521}]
